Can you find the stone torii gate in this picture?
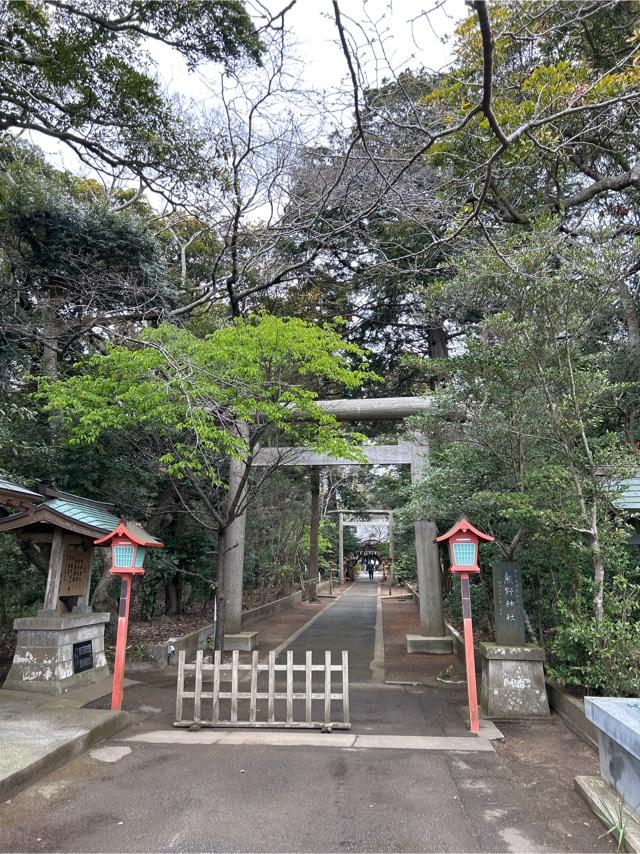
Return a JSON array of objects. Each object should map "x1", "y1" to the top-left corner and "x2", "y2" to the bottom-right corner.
[{"x1": 224, "y1": 397, "x2": 452, "y2": 654}]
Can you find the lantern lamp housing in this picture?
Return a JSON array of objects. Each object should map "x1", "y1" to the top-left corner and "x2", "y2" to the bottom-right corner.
[
  {"x1": 435, "y1": 518, "x2": 494, "y2": 575},
  {"x1": 95, "y1": 521, "x2": 163, "y2": 577}
]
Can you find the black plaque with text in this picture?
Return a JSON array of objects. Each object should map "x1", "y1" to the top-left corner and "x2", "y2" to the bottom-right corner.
[
  {"x1": 493, "y1": 561, "x2": 526, "y2": 645},
  {"x1": 73, "y1": 640, "x2": 93, "y2": 673}
]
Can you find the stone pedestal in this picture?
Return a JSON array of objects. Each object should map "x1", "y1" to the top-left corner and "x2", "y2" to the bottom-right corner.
[
  {"x1": 223, "y1": 631, "x2": 258, "y2": 652},
  {"x1": 4, "y1": 611, "x2": 110, "y2": 694},
  {"x1": 480, "y1": 643, "x2": 549, "y2": 719}
]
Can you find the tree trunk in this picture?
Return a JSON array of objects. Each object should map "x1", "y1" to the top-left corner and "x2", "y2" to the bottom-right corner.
[
  {"x1": 40, "y1": 289, "x2": 61, "y2": 379},
  {"x1": 619, "y1": 279, "x2": 640, "y2": 349},
  {"x1": 306, "y1": 466, "x2": 321, "y2": 602},
  {"x1": 589, "y1": 517, "x2": 605, "y2": 622},
  {"x1": 165, "y1": 574, "x2": 183, "y2": 616},
  {"x1": 426, "y1": 320, "x2": 449, "y2": 389},
  {"x1": 214, "y1": 527, "x2": 227, "y2": 651},
  {"x1": 426, "y1": 320, "x2": 449, "y2": 360}
]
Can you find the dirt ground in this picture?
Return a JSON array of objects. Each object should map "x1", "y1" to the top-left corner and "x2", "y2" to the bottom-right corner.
[{"x1": 381, "y1": 594, "x2": 612, "y2": 853}]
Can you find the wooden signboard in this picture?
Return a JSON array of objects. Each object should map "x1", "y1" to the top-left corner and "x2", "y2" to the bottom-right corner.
[{"x1": 58, "y1": 543, "x2": 91, "y2": 597}]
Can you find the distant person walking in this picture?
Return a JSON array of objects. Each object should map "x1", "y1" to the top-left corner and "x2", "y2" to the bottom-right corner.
[{"x1": 367, "y1": 558, "x2": 374, "y2": 580}]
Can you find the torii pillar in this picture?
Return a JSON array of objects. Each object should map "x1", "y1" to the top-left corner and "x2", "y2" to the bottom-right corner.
[{"x1": 408, "y1": 435, "x2": 451, "y2": 653}]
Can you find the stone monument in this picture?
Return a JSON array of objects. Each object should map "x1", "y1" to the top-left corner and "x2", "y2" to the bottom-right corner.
[{"x1": 480, "y1": 561, "x2": 549, "y2": 718}]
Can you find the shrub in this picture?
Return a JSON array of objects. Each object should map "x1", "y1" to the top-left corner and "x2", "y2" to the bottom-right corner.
[{"x1": 548, "y1": 576, "x2": 640, "y2": 696}]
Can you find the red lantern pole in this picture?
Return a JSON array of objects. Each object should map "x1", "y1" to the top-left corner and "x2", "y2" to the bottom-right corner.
[
  {"x1": 435, "y1": 517, "x2": 493, "y2": 736},
  {"x1": 95, "y1": 520, "x2": 163, "y2": 714},
  {"x1": 111, "y1": 575, "x2": 132, "y2": 712},
  {"x1": 460, "y1": 572, "x2": 479, "y2": 733}
]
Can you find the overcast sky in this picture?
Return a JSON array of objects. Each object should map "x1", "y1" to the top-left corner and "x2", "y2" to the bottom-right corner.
[{"x1": 153, "y1": 1, "x2": 467, "y2": 94}]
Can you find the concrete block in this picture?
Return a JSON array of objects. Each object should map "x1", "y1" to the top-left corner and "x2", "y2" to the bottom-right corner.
[
  {"x1": 547, "y1": 681, "x2": 598, "y2": 751},
  {"x1": 586, "y1": 698, "x2": 640, "y2": 815},
  {"x1": 224, "y1": 631, "x2": 258, "y2": 652},
  {"x1": 480, "y1": 644, "x2": 549, "y2": 719},
  {"x1": 406, "y1": 634, "x2": 454, "y2": 655}
]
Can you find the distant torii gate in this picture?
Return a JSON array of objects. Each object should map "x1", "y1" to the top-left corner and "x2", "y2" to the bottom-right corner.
[
  {"x1": 224, "y1": 397, "x2": 452, "y2": 655},
  {"x1": 328, "y1": 508, "x2": 394, "y2": 588}
]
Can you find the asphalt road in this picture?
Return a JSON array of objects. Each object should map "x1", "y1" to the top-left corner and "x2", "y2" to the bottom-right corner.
[
  {"x1": 283, "y1": 573, "x2": 379, "y2": 683},
  {"x1": 0, "y1": 737, "x2": 559, "y2": 853}
]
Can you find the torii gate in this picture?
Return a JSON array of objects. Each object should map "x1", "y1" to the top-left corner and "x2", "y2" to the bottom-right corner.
[
  {"x1": 224, "y1": 397, "x2": 452, "y2": 654},
  {"x1": 329, "y1": 508, "x2": 394, "y2": 583}
]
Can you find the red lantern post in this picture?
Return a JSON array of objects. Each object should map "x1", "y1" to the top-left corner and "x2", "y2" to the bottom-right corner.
[
  {"x1": 94, "y1": 521, "x2": 163, "y2": 711},
  {"x1": 436, "y1": 518, "x2": 493, "y2": 734}
]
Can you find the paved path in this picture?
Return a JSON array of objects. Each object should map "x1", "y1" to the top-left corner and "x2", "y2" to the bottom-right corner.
[
  {"x1": 283, "y1": 574, "x2": 379, "y2": 682},
  {"x1": 0, "y1": 578, "x2": 607, "y2": 853},
  {"x1": 283, "y1": 575, "x2": 471, "y2": 738}
]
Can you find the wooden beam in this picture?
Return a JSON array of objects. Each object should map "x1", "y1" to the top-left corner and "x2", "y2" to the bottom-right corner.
[{"x1": 252, "y1": 443, "x2": 413, "y2": 468}]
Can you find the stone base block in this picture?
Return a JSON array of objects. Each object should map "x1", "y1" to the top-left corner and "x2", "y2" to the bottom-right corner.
[
  {"x1": 406, "y1": 634, "x2": 454, "y2": 655},
  {"x1": 480, "y1": 643, "x2": 549, "y2": 719},
  {"x1": 4, "y1": 612, "x2": 111, "y2": 695},
  {"x1": 575, "y1": 775, "x2": 640, "y2": 853},
  {"x1": 224, "y1": 631, "x2": 258, "y2": 652}
]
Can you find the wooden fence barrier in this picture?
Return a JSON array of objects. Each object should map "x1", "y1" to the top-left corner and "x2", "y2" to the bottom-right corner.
[{"x1": 175, "y1": 648, "x2": 350, "y2": 730}]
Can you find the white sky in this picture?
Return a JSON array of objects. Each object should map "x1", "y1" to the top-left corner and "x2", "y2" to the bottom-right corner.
[{"x1": 154, "y1": 0, "x2": 467, "y2": 97}]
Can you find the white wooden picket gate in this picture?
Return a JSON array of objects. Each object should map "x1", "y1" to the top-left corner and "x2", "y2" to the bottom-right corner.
[{"x1": 175, "y1": 648, "x2": 351, "y2": 729}]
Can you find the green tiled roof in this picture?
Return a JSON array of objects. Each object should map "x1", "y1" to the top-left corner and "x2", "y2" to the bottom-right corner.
[
  {"x1": 613, "y1": 477, "x2": 640, "y2": 511},
  {"x1": 46, "y1": 498, "x2": 120, "y2": 533}
]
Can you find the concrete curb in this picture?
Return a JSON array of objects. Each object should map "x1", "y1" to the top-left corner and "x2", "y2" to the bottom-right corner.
[
  {"x1": 370, "y1": 586, "x2": 385, "y2": 683},
  {"x1": 0, "y1": 709, "x2": 134, "y2": 801},
  {"x1": 546, "y1": 681, "x2": 597, "y2": 751}
]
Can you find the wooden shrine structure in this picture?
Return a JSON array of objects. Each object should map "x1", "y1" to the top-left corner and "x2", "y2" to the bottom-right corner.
[{"x1": 0, "y1": 481, "x2": 153, "y2": 694}]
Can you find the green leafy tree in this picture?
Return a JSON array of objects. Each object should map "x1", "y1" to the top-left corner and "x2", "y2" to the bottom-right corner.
[
  {"x1": 43, "y1": 314, "x2": 377, "y2": 646},
  {"x1": 0, "y1": 1, "x2": 262, "y2": 189},
  {"x1": 0, "y1": 143, "x2": 173, "y2": 381},
  {"x1": 418, "y1": 225, "x2": 638, "y2": 623}
]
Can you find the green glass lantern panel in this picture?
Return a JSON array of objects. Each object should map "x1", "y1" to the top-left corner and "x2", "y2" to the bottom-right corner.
[
  {"x1": 453, "y1": 541, "x2": 476, "y2": 566},
  {"x1": 134, "y1": 546, "x2": 146, "y2": 568},
  {"x1": 114, "y1": 544, "x2": 134, "y2": 567}
]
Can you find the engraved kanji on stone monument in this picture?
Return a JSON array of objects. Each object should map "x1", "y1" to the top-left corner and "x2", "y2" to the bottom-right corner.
[{"x1": 493, "y1": 561, "x2": 526, "y2": 645}]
